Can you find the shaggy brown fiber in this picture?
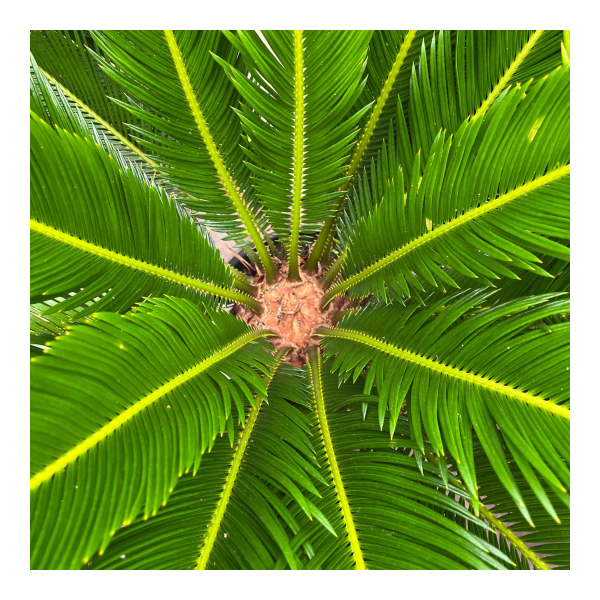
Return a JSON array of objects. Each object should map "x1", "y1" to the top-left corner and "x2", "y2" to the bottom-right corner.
[{"x1": 233, "y1": 260, "x2": 351, "y2": 366}]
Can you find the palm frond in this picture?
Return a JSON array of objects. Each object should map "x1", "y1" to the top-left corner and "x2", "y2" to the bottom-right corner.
[
  {"x1": 91, "y1": 30, "x2": 277, "y2": 280},
  {"x1": 84, "y1": 358, "x2": 332, "y2": 570},
  {"x1": 306, "y1": 30, "x2": 431, "y2": 269},
  {"x1": 324, "y1": 64, "x2": 569, "y2": 307},
  {"x1": 468, "y1": 443, "x2": 569, "y2": 569},
  {"x1": 30, "y1": 31, "x2": 135, "y2": 142},
  {"x1": 403, "y1": 30, "x2": 563, "y2": 165},
  {"x1": 215, "y1": 30, "x2": 371, "y2": 278},
  {"x1": 30, "y1": 52, "x2": 161, "y2": 188},
  {"x1": 30, "y1": 113, "x2": 261, "y2": 315},
  {"x1": 318, "y1": 290, "x2": 570, "y2": 522},
  {"x1": 30, "y1": 297, "x2": 275, "y2": 569},
  {"x1": 290, "y1": 350, "x2": 511, "y2": 570}
]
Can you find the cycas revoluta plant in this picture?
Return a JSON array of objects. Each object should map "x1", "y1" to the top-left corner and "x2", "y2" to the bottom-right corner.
[{"x1": 30, "y1": 29, "x2": 570, "y2": 570}]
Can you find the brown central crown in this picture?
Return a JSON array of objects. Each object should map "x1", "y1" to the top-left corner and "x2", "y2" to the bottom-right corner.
[{"x1": 233, "y1": 260, "x2": 350, "y2": 366}]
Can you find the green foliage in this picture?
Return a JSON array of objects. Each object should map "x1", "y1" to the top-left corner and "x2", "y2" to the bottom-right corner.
[{"x1": 30, "y1": 29, "x2": 570, "y2": 570}]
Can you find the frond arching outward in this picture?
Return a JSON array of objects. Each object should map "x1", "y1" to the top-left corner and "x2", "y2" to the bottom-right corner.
[
  {"x1": 84, "y1": 359, "x2": 332, "y2": 570},
  {"x1": 306, "y1": 30, "x2": 427, "y2": 269},
  {"x1": 30, "y1": 52, "x2": 160, "y2": 188},
  {"x1": 30, "y1": 297, "x2": 275, "y2": 569},
  {"x1": 402, "y1": 30, "x2": 563, "y2": 165},
  {"x1": 30, "y1": 113, "x2": 262, "y2": 315},
  {"x1": 324, "y1": 64, "x2": 569, "y2": 307},
  {"x1": 471, "y1": 444, "x2": 570, "y2": 569},
  {"x1": 295, "y1": 352, "x2": 511, "y2": 570},
  {"x1": 215, "y1": 30, "x2": 371, "y2": 279},
  {"x1": 30, "y1": 30, "x2": 136, "y2": 146},
  {"x1": 318, "y1": 289, "x2": 570, "y2": 523},
  {"x1": 91, "y1": 30, "x2": 276, "y2": 280}
]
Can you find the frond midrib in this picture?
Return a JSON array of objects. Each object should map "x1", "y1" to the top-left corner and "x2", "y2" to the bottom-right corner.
[
  {"x1": 317, "y1": 326, "x2": 570, "y2": 420},
  {"x1": 287, "y1": 30, "x2": 305, "y2": 281},
  {"x1": 30, "y1": 219, "x2": 261, "y2": 312},
  {"x1": 163, "y1": 30, "x2": 276, "y2": 282},
  {"x1": 345, "y1": 30, "x2": 418, "y2": 184},
  {"x1": 30, "y1": 328, "x2": 270, "y2": 490},
  {"x1": 473, "y1": 30, "x2": 544, "y2": 121},
  {"x1": 427, "y1": 452, "x2": 552, "y2": 570},
  {"x1": 307, "y1": 347, "x2": 366, "y2": 570},
  {"x1": 322, "y1": 164, "x2": 571, "y2": 305},
  {"x1": 36, "y1": 65, "x2": 158, "y2": 169},
  {"x1": 196, "y1": 348, "x2": 289, "y2": 570}
]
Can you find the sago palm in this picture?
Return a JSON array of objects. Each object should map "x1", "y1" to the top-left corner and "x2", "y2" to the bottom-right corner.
[{"x1": 30, "y1": 29, "x2": 570, "y2": 570}]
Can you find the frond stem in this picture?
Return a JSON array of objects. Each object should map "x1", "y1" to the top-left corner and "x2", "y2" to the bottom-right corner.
[
  {"x1": 307, "y1": 346, "x2": 366, "y2": 569},
  {"x1": 319, "y1": 249, "x2": 347, "y2": 291},
  {"x1": 196, "y1": 348, "x2": 291, "y2": 570},
  {"x1": 288, "y1": 30, "x2": 305, "y2": 281},
  {"x1": 164, "y1": 30, "x2": 277, "y2": 283}
]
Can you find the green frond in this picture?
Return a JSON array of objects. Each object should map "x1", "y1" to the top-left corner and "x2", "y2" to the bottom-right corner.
[
  {"x1": 324, "y1": 65, "x2": 569, "y2": 306},
  {"x1": 351, "y1": 31, "x2": 433, "y2": 175},
  {"x1": 306, "y1": 30, "x2": 430, "y2": 269},
  {"x1": 90, "y1": 30, "x2": 276, "y2": 279},
  {"x1": 215, "y1": 30, "x2": 371, "y2": 277},
  {"x1": 470, "y1": 443, "x2": 569, "y2": 569},
  {"x1": 287, "y1": 358, "x2": 511, "y2": 569},
  {"x1": 84, "y1": 359, "x2": 332, "y2": 570},
  {"x1": 403, "y1": 30, "x2": 563, "y2": 163},
  {"x1": 318, "y1": 290, "x2": 570, "y2": 522},
  {"x1": 30, "y1": 52, "x2": 161, "y2": 189},
  {"x1": 30, "y1": 30, "x2": 136, "y2": 144},
  {"x1": 30, "y1": 113, "x2": 261, "y2": 314},
  {"x1": 30, "y1": 297, "x2": 275, "y2": 569}
]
